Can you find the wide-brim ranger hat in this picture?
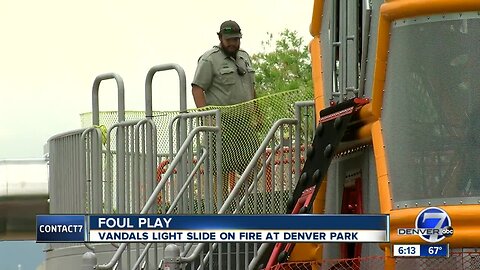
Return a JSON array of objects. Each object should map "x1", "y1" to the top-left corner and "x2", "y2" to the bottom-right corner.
[{"x1": 218, "y1": 20, "x2": 242, "y2": 39}]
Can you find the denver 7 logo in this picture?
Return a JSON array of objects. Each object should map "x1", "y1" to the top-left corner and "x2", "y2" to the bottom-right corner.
[{"x1": 415, "y1": 207, "x2": 453, "y2": 243}]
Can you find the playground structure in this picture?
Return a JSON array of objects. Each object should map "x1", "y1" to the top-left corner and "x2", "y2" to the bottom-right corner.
[{"x1": 45, "y1": 0, "x2": 480, "y2": 269}]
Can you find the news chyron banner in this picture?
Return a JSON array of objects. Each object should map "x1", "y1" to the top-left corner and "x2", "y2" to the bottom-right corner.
[{"x1": 36, "y1": 215, "x2": 389, "y2": 243}]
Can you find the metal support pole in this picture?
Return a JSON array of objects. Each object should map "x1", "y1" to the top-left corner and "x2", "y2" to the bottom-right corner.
[{"x1": 163, "y1": 244, "x2": 181, "y2": 270}]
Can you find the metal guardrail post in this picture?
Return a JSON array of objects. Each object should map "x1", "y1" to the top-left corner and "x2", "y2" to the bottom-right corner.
[
  {"x1": 163, "y1": 244, "x2": 181, "y2": 270},
  {"x1": 81, "y1": 127, "x2": 104, "y2": 214},
  {"x1": 91, "y1": 73, "x2": 126, "y2": 215},
  {"x1": 145, "y1": 63, "x2": 187, "y2": 116},
  {"x1": 92, "y1": 73, "x2": 125, "y2": 125},
  {"x1": 145, "y1": 64, "x2": 188, "y2": 213}
]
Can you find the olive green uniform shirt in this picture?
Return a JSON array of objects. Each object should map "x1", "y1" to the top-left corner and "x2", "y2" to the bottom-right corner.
[{"x1": 192, "y1": 46, "x2": 255, "y2": 106}]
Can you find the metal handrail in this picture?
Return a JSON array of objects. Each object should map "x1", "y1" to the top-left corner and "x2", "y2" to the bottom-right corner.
[
  {"x1": 196, "y1": 119, "x2": 299, "y2": 269},
  {"x1": 178, "y1": 118, "x2": 298, "y2": 265},
  {"x1": 167, "y1": 108, "x2": 220, "y2": 216},
  {"x1": 134, "y1": 118, "x2": 158, "y2": 214},
  {"x1": 131, "y1": 242, "x2": 153, "y2": 270},
  {"x1": 145, "y1": 64, "x2": 187, "y2": 117},
  {"x1": 80, "y1": 126, "x2": 103, "y2": 252},
  {"x1": 105, "y1": 120, "x2": 141, "y2": 214},
  {"x1": 199, "y1": 102, "x2": 314, "y2": 269},
  {"x1": 234, "y1": 143, "x2": 283, "y2": 214},
  {"x1": 86, "y1": 101, "x2": 313, "y2": 269},
  {"x1": 47, "y1": 128, "x2": 86, "y2": 142},
  {"x1": 92, "y1": 73, "x2": 125, "y2": 125},
  {"x1": 131, "y1": 148, "x2": 208, "y2": 269},
  {"x1": 96, "y1": 125, "x2": 220, "y2": 270}
]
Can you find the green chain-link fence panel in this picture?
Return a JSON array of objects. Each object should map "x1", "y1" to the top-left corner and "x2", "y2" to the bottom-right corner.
[
  {"x1": 81, "y1": 89, "x2": 308, "y2": 156},
  {"x1": 81, "y1": 89, "x2": 312, "y2": 214},
  {"x1": 188, "y1": 90, "x2": 311, "y2": 213},
  {"x1": 81, "y1": 89, "x2": 308, "y2": 152}
]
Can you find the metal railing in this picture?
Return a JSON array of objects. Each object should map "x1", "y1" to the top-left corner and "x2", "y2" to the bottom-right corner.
[
  {"x1": 78, "y1": 106, "x2": 221, "y2": 269},
  {"x1": 81, "y1": 101, "x2": 313, "y2": 269},
  {"x1": 166, "y1": 109, "x2": 222, "y2": 213},
  {"x1": 47, "y1": 61, "x2": 316, "y2": 270},
  {"x1": 46, "y1": 97, "x2": 315, "y2": 269},
  {"x1": 96, "y1": 124, "x2": 221, "y2": 269},
  {"x1": 188, "y1": 118, "x2": 299, "y2": 270},
  {"x1": 161, "y1": 104, "x2": 314, "y2": 270},
  {"x1": 85, "y1": 101, "x2": 314, "y2": 269},
  {"x1": 48, "y1": 127, "x2": 103, "y2": 252}
]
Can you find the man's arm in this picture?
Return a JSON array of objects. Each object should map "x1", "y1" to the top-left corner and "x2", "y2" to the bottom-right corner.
[
  {"x1": 191, "y1": 55, "x2": 213, "y2": 108},
  {"x1": 192, "y1": 85, "x2": 207, "y2": 108}
]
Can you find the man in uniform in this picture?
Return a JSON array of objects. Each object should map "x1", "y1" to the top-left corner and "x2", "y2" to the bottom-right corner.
[
  {"x1": 192, "y1": 20, "x2": 255, "y2": 107},
  {"x1": 191, "y1": 20, "x2": 258, "y2": 202}
]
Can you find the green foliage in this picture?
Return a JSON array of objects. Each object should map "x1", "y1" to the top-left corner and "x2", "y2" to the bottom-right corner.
[{"x1": 251, "y1": 29, "x2": 313, "y2": 100}]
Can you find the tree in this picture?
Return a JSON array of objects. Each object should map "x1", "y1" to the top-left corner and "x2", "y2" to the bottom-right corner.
[{"x1": 251, "y1": 29, "x2": 313, "y2": 99}]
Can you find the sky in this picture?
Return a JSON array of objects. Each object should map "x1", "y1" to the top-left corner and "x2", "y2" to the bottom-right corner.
[
  {"x1": 0, "y1": 0, "x2": 314, "y2": 160},
  {"x1": 0, "y1": 1, "x2": 314, "y2": 268}
]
